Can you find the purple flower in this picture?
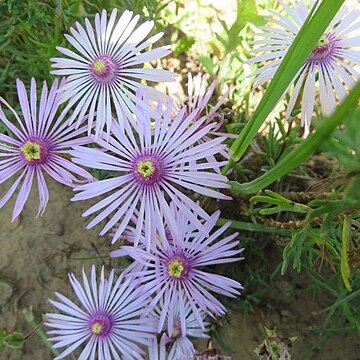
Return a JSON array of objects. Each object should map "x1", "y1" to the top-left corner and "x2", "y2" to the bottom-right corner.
[
  {"x1": 0, "y1": 78, "x2": 93, "y2": 221},
  {"x1": 150, "y1": 300, "x2": 210, "y2": 360},
  {"x1": 111, "y1": 209, "x2": 243, "y2": 332},
  {"x1": 248, "y1": 1, "x2": 360, "y2": 132},
  {"x1": 45, "y1": 265, "x2": 156, "y2": 360},
  {"x1": 70, "y1": 93, "x2": 231, "y2": 250},
  {"x1": 173, "y1": 73, "x2": 232, "y2": 172},
  {"x1": 51, "y1": 8, "x2": 176, "y2": 137},
  {"x1": 178, "y1": 73, "x2": 228, "y2": 126}
]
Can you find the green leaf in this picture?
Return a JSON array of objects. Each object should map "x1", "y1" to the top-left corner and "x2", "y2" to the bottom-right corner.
[
  {"x1": 341, "y1": 216, "x2": 352, "y2": 291},
  {"x1": 250, "y1": 195, "x2": 285, "y2": 206},
  {"x1": 199, "y1": 56, "x2": 217, "y2": 76},
  {"x1": 3, "y1": 332, "x2": 25, "y2": 350},
  {"x1": 173, "y1": 36, "x2": 195, "y2": 56},
  {"x1": 0, "y1": 331, "x2": 5, "y2": 352},
  {"x1": 248, "y1": 14, "x2": 266, "y2": 27},
  {"x1": 281, "y1": 225, "x2": 310, "y2": 275},
  {"x1": 259, "y1": 203, "x2": 309, "y2": 216},
  {"x1": 225, "y1": 0, "x2": 259, "y2": 54},
  {"x1": 230, "y1": 0, "x2": 345, "y2": 161},
  {"x1": 230, "y1": 80, "x2": 360, "y2": 195},
  {"x1": 216, "y1": 218, "x2": 290, "y2": 236},
  {"x1": 324, "y1": 288, "x2": 360, "y2": 312}
]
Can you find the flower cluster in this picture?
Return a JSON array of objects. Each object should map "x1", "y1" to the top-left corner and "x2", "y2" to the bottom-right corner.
[
  {"x1": 70, "y1": 92, "x2": 231, "y2": 250},
  {"x1": 111, "y1": 207, "x2": 243, "y2": 333},
  {"x1": 1, "y1": 2, "x2": 359, "y2": 359},
  {"x1": 42, "y1": 8, "x2": 240, "y2": 359}
]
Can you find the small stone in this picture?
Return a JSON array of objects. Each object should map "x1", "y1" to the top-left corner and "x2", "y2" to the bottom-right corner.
[
  {"x1": 39, "y1": 268, "x2": 52, "y2": 284},
  {"x1": 0, "y1": 281, "x2": 13, "y2": 306},
  {"x1": 53, "y1": 223, "x2": 64, "y2": 236},
  {"x1": 280, "y1": 309, "x2": 292, "y2": 319}
]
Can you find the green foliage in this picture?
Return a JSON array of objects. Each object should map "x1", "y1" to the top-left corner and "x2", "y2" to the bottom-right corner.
[
  {"x1": 341, "y1": 216, "x2": 352, "y2": 291},
  {"x1": 222, "y1": 0, "x2": 263, "y2": 55},
  {"x1": 173, "y1": 36, "x2": 195, "y2": 56},
  {"x1": 3, "y1": 332, "x2": 25, "y2": 350},
  {"x1": 323, "y1": 108, "x2": 360, "y2": 172},
  {"x1": 0, "y1": 0, "x2": 168, "y2": 100},
  {"x1": 230, "y1": 80, "x2": 360, "y2": 194},
  {"x1": 230, "y1": 0, "x2": 346, "y2": 161},
  {"x1": 0, "y1": 331, "x2": 25, "y2": 352}
]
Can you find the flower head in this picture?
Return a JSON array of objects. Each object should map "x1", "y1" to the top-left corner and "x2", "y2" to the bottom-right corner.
[
  {"x1": 178, "y1": 73, "x2": 228, "y2": 127},
  {"x1": 154, "y1": 300, "x2": 210, "y2": 360},
  {"x1": 111, "y1": 209, "x2": 243, "y2": 332},
  {"x1": 0, "y1": 78, "x2": 93, "y2": 221},
  {"x1": 173, "y1": 73, "x2": 231, "y2": 172},
  {"x1": 45, "y1": 265, "x2": 156, "y2": 360},
  {"x1": 51, "y1": 8, "x2": 176, "y2": 137},
  {"x1": 248, "y1": 1, "x2": 360, "y2": 131},
  {"x1": 70, "y1": 92, "x2": 231, "y2": 250}
]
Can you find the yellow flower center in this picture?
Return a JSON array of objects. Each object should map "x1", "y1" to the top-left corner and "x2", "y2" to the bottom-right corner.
[
  {"x1": 21, "y1": 141, "x2": 41, "y2": 161},
  {"x1": 91, "y1": 322, "x2": 103, "y2": 335},
  {"x1": 172, "y1": 327, "x2": 180, "y2": 338},
  {"x1": 137, "y1": 160, "x2": 155, "y2": 178},
  {"x1": 168, "y1": 259, "x2": 184, "y2": 278},
  {"x1": 316, "y1": 34, "x2": 329, "y2": 49},
  {"x1": 92, "y1": 59, "x2": 106, "y2": 74}
]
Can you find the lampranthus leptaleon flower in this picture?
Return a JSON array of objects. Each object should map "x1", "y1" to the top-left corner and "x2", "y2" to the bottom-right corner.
[
  {"x1": 51, "y1": 8, "x2": 176, "y2": 137},
  {"x1": 45, "y1": 265, "x2": 156, "y2": 360},
  {"x1": 248, "y1": 1, "x2": 360, "y2": 131},
  {"x1": 111, "y1": 209, "x2": 243, "y2": 332},
  {"x1": 70, "y1": 92, "x2": 231, "y2": 250},
  {"x1": 176, "y1": 73, "x2": 228, "y2": 130},
  {"x1": 173, "y1": 73, "x2": 232, "y2": 173},
  {"x1": 150, "y1": 300, "x2": 210, "y2": 360},
  {"x1": 0, "y1": 78, "x2": 93, "y2": 221}
]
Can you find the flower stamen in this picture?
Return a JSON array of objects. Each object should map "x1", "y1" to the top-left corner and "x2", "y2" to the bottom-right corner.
[
  {"x1": 92, "y1": 59, "x2": 107, "y2": 74},
  {"x1": 171, "y1": 324, "x2": 181, "y2": 338},
  {"x1": 308, "y1": 33, "x2": 335, "y2": 61},
  {"x1": 21, "y1": 142, "x2": 41, "y2": 161},
  {"x1": 89, "y1": 313, "x2": 112, "y2": 337},
  {"x1": 91, "y1": 322, "x2": 103, "y2": 335},
  {"x1": 137, "y1": 160, "x2": 155, "y2": 178},
  {"x1": 90, "y1": 56, "x2": 117, "y2": 84},
  {"x1": 168, "y1": 259, "x2": 185, "y2": 278},
  {"x1": 132, "y1": 155, "x2": 163, "y2": 186},
  {"x1": 20, "y1": 139, "x2": 50, "y2": 165}
]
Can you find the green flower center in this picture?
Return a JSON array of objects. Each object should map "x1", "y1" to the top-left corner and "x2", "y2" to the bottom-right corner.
[
  {"x1": 137, "y1": 160, "x2": 155, "y2": 178},
  {"x1": 316, "y1": 34, "x2": 330, "y2": 49},
  {"x1": 92, "y1": 59, "x2": 107, "y2": 74},
  {"x1": 172, "y1": 326, "x2": 180, "y2": 338},
  {"x1": 168, "y1": 259, "x2": 184, "y2": 278},
  {"x1": 21, "y1": 141, "x2": 41, "y2": 161},
  {"x1": 91, "y1": 322, "x2": 103, "y2": 335},
  {"x1": 89, "y1": 313, "x2": 112, "y2": 337}
]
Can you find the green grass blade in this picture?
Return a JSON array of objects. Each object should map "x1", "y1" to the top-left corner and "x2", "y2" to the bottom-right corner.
[
  {"x1": 216, "y1": 218, "x2": 290, "y2": 235},
  {"x1": 230, "y1": 80, "x2": 360, "y2": 194},
  {"x1": 230, "y1": 0, "x2": 345, "y2": 161},
  {"x1": 341, "y1": 215, "x2": 352, "y2": 291}
]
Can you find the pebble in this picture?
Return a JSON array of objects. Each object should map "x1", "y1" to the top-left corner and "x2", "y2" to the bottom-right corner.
[
  {"x1": 53, "y1": 223, "x2": 64, "y2": 236},
  {"x1": 280, "y1": 309, "x2": 291, "y2": 318},
  {"x1": 0, "y1": 281, "x2": 13, "y2": 306}
]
